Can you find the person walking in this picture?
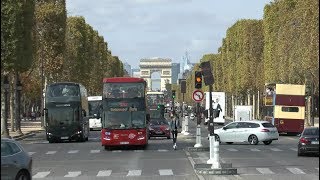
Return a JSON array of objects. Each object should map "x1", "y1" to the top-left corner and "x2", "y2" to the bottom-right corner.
[{"x1": 170, "y1": 113, "x2": 179, "y2": 150}]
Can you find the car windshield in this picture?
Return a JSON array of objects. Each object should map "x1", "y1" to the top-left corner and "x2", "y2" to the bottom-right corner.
[
  {"x1": 303, "y1": 128, "x2": 319, "y2": 136},
  {"x1": 150, "y1": 118, "x2": 168, "y2": 126}
]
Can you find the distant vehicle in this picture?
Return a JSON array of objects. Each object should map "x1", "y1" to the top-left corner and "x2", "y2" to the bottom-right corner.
[
  {"x1": 149, "y1": 117, "x2": 171, "y2": 139},
  {"x1": 100, "y1": 77, "x2": 149, "y2": 150},
  {"x1": 146, "y1": 91, "x2": 165, "y2": 110},
  {"x1": 44, "y1": 82, "x2": 90, "y2": 143},
  {"x1": 297, "y1": 127, "x2": 319, "y2": 156},
  {"x1": 88, "y1": 96, "x2": 102, "y2": 131},
  {"x1": 214, "y1": 120, "x2": 279, "y2": 145},
  {"x1": 1, "y1": 138, "x2": 32, "y2": 180},
  {"x1": 263, "y1": 83, "x2": 306, "y2": 134}
]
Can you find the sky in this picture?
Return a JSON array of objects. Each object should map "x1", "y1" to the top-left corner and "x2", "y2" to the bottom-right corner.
[{"x1": 66, "y1": 0, "x2": 272, "y2": 69}]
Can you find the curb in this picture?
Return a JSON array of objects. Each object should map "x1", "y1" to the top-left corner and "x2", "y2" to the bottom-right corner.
[
  {"x1": 194, "y1": 163, "x2": 237, "y2": 175},
  {"x1": 187, "y1": 147, "x2": 209, "y2": 152},
  {"x1": 13, "y1": 130, "x2": 45, "y2": 141}
]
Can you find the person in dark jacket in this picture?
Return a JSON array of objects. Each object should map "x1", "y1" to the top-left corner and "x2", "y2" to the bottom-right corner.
[{"x1": 170, "y1": 113, "x2": 179, "y2": 150}]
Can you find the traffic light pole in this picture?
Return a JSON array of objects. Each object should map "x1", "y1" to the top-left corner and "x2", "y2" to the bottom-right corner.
[{"x1": 194, "y1": 102, "x2": 203, "y2": 147}]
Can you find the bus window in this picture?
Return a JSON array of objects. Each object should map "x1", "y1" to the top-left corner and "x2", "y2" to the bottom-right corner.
[{"x1": 281, "y1": 107, "x2": 299, "y2": 112}]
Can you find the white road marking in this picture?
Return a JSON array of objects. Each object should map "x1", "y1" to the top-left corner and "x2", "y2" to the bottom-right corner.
[
  {"x1": 46, "y1": 151, "x2": 56, "y2": 155},
  {"x1": 286, "y1": 167, "x2": 305, "y2": 174},
  {"x1": 270, "y1": 148, "x2": 282, "y2": 151},
  {"x1": 28, "y1": 152, "x2": 36, "y2": 155},
  {"x1": 227, "y1": 148, "x2": 238, "y2": 152},
  {"x1": 290, "y1": 148, "x2": 297, "y2": 151},
  {"x1": 250, "y1": 148, "x2": 260, "y2": 152},
  {"x1": 68, "y1": 150, "x2": 79, "y2": 154},
  {"x1": 158, "y1": 149, "x2": 168, "y2": 152},
  {"x1": 64, "y1": 171, "x2": 82, "y2": 177},
  {"x1": 33, "y1": 171, "x2": 51, "y2": 178},
  {"x1": 127, "y1": 170, "x2": 142, "y2": 176},
  {"x1": 256, "y1": 168, "x2": 275, "y2": 174},
  {"x1": 96, "y1": 170, "x2": 112, "y2": 176},
  {"x1": 159, "y1": 169, "x2": 174, "y2": 176},
  {"x1": 112, "y1": 150, "x2": 122, "y2": 152},
  {"x1": 90, "y1": 150, "x2": 100, "y2": 153},
  {"x1": 134, "y1": 150, "x2": 144, "y2": 152}
]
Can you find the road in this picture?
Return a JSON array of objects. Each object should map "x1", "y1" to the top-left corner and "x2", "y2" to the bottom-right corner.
[{"x1": 18, "y1": 118, "x2": 319, "y2": 180}]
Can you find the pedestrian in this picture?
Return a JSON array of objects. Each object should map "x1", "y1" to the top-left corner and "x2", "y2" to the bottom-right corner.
[{"x1": 170, "y1": 113, "x2": 179, "y2": 150}]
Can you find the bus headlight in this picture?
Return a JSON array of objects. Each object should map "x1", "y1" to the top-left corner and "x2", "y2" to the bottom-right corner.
[
  {"x1": 76, "y1": 131, "x2": 82, "y2": 134},
  {"x1": 105, "y1": 132, "x2": 111, "y2": 136}
]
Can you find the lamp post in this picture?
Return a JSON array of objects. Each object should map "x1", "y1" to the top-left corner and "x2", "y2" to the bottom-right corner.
[
  {"x1": 15, "y1": 76, "x2": 23, "y2": 135},
  {"x1": 1, "y1": 75, "x2": 10, "y2": 138}
]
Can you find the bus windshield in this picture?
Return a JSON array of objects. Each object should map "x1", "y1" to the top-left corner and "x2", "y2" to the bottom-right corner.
[
  {"x1": 88, "y1": 100, "x2": 102, "y2": 116},
  {"x1": 47, "y1": 107, "x2": 77, "y2": 124},
  {"x1": 103, "y1": 83, "x2": 145, "y2": 98},
  {"x1": 104, "y1": 111, "x2": 145, "y2": 129},
  {"x1": 47, "y1": 84, "x2": 80, "y2": 97}
]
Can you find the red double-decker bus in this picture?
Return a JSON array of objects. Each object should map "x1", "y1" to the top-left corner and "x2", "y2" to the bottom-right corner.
[
  {"x1": 263, "y1": 83, "x2": 306, "y2": 134},
  {"x1": 100, "y1": 77, "x2": 149, "y2": 150}
]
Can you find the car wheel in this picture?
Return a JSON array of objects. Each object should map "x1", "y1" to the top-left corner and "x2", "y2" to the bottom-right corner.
[
  {"x1": 297, "y1": 149, "x2": 303, "y2": 156},
  {"x1": 248, "y1": 135, "x2": 259, "y2": 145},
  {"x1": 226, "y1": 142, "x2": 233, "y2": 144},
  {"x1": 15, "y1": 170, "x2": 31, "y2": 180},
  {"x1": 167, "y1": 136, "x2": 171, "y2": 139},
  {"x1": 263, "y1": 140, "x2": 272, "y2": 145},
  {"x1": 79, "y1": 133, "x2": 85, "y2": 142},
  {"x1": 90, "y1": 128, "x2": 93, "y2": 131}
]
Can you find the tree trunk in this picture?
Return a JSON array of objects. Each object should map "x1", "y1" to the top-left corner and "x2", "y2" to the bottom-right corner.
[
  {"x1": 257, "y1": 91, "x2": 260, "y2": 119},
  {"x1": 15, "y1": 72, "x2": 22, "y2": 135},
  {"x1": 231, "y1": 95, "x2": 234, "y2": 119},
  {"x1": 253, "y1": 93, "x2": 256, "y2": 119},
  {"x1": 10, "y1": 76, "x2": 15, "y2": 132}
]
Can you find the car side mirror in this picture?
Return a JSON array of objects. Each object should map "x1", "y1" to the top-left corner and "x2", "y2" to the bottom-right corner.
[{"x1": 222, "y1": 127, "x2": 227, "y2": 130}]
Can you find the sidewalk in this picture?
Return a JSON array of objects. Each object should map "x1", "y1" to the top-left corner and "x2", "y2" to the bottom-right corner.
[{"x1": 2, "y1": 120, "x2": 44, "y2": 140}]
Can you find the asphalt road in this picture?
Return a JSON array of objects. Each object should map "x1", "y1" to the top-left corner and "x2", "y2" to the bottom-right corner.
[{"x1": 18, "y1": 118, "x2": 319, "y2": 180}]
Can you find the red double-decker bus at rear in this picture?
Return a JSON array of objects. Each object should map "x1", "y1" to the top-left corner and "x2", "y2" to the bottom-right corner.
[{"x1": 100, "y1": 77, "x2": 150, "y2": 150}]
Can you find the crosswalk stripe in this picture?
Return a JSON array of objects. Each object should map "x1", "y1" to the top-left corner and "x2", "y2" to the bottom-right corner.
[
  {"x1": 64, "y1": 171, "x2": 82, "y2": 177},
  {"x1": 250, "y1": 148, "x2": 260, "y2": 152},
  {"x1": 159, "y1": 169, "x2": 173, "y2": 176},
  {"x1": 97, "y1": 170, "x2": 112, "y2": 176},
  {"x1": 68, "y1": 150, "x2": 79, "y2": 154},
  {"x1": 227, "y1": 148, "x2": 238, "y2": 152},
  {"x1": 127, "y1": 170, "x2": 141, "y2": 176},
  {"x1": 256, "y1": 168, "x2": 275, "y2": 174},
  {"x1": 90, "y1": 150, "x2": 100, "y2": 153},
  {"x1": 28, "y1": 152, "x2": 36, "y2": 155},
  {"x1": 112, "y1": 150, "x2": 122, "y2": 152},
  {"x1": 290, "y1": 148, "x2": 297, "y2": 151},
  {"x1": 286, "y1": 167, "x2": 305, "y2": 174},
  {"x1": 33, "y1": 171, "x2": 51, "y2": 178},
  {"x1": 270, "y1": 148, "x2": 282, "y2": 151},
  {"x1": 46, "y1": 151, "x2": 56, "y2": 155},
  {"x1": 134, "y1": 150, "x2": 144, "y2": 152},
  {"x1": 315, "y1": 168, "x2": 319, "y2": 171},
  {"x1": 158, "y1": 149, "x2": 168, "y2": 152}
]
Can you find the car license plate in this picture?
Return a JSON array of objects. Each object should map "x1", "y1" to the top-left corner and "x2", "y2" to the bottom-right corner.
[
  {"x1": 120, "y1": 142, "x2": 129, "y2": 145},
  {"x1": 61, "y1": 136, "x2": 68, "y2": 140},
  {"x1": 311, "y1": 141, "x2": 319, "y2": 144}
]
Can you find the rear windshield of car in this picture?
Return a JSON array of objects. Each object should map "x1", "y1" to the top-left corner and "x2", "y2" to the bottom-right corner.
[
  {"x1": 262, "y1": 123, "x2": 275, "y2": 128},
  {"x1": 303, "y1": 128, "x2": 319, "y2": 136}
]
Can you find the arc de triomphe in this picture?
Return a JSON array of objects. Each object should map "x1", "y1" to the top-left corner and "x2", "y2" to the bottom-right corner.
[{"x1": 139, "y1": 58, "x2": 172, "y2": 91}]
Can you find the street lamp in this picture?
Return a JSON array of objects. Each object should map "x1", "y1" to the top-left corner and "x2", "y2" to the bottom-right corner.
[
  {"x1": 15, "y1": 77, "x2": 23, "y2": 135},
  {"x1": 1, "y1": 75, "x2": 10, "y2": 138}
]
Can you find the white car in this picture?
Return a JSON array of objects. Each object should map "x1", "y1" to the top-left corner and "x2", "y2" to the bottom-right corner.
[{"x1": 213, "y1": 120, "x2": 279, "y2": 145}]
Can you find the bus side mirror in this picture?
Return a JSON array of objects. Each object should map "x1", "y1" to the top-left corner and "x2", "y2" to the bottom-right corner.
[{"x1": 146, "y1": 114, "x2": 150, "y2": 123}]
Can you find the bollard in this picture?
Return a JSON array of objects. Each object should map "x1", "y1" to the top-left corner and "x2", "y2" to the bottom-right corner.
[
  {"x1": 194, "y1": 124, "x2": 203, "y2": 148},
  {"x1": 183, "y1": 115, "x2": 190, "y2": 135},
  {"x1": 181, "y1": 116, "x2": 185, "y2": 134},
  {"x1": 211, "y1": 139, "x2": 220, "y2": 169},
  {"x1": 207, "y1": 135, "x2": 215, "y2": 164}
]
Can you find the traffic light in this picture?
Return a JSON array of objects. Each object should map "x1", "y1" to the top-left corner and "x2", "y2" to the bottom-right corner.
[
  {"x1": 200, "y1": 61, "x2": 214, "y2": 85},
  {"x1": 195, "y1": 71, "x2": 202, "y2": 89},
  {"x1": 172, "y1": 90, "x2": 176, "y2": 99}
]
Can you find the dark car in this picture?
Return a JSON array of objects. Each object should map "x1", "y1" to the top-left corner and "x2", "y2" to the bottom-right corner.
[
  {"x1": 297, "y1": 127, "x2": 319, "y2": 156},
  {"x1": 148, "y1": 118, "x2": 171, "y2": 139},
  {"x1": 1, "y1": 138, "x2": 32, "y2": 180}
]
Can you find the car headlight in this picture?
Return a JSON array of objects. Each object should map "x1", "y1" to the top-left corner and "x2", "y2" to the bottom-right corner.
[
  {"x1": 165, "y1": 127, "x2": 170, "y2": 131},
  {"x1": 149, "y1": 127, "x2": 154, "y2": 131}
]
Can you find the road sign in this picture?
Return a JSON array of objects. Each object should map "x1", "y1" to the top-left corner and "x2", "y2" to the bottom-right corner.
[{"x1": 192, "y1": 90, "x2": 204, "y2": 102}]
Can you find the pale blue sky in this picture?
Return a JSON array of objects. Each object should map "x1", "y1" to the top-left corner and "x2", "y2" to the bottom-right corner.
[{"x1": 66, "y1": 0, "x2": 272, "y2": 69}]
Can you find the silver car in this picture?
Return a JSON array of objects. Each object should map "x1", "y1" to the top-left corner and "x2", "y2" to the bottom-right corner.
[
  {"x1": 214, "y1": 120, "x2": 279, "y2": 145},
  {"x1": 1, "y1": 138, "x2": 32, "y2": 180}
]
